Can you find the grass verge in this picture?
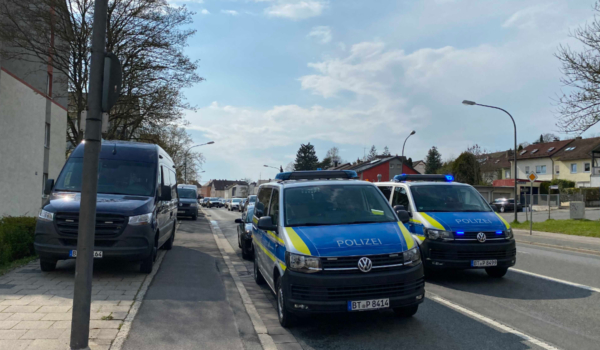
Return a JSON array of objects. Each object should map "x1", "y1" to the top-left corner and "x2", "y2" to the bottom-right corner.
[
  {"x1": 0, "y1": 255, "x2": 38, "y2": 276},
  {"x1": 511, "y1": 219, "x2": 600, "y2": 238}
]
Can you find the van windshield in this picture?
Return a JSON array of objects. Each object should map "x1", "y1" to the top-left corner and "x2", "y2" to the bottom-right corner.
[
  {"x1": 178, "y1": 188, "x2": 197, "y2": 199},
  {"x1": 284, "y1": 185, "x2": 396, "y2": 226},
  {"x1": 410, "y1": 185, "x2": 492, "y2": 212},
  {"x1": 54, "y1": 158, "x2": 156, "y2": 197}
]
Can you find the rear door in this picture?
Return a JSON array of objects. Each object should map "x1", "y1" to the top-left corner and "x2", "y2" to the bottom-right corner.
[
  {"x1": 158, "y1": 165, "x2": 170, "y2": 234},
  {"x1": 263, "y1": 188, "x2": 280, "y2": 287}
]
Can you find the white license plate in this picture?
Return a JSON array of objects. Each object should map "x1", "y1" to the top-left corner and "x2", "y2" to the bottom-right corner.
[
  {"x1": 472, "y1": 259, "x2": 497, "y2": 267},
  {"x1": 177, "y1": 210, "x2": 185, "y2": 214},
  {"x1": 70, "y1": 250, "x2": 103, "y2": 258},
  {"x1": 348, "y1": 298, "x2": 389, "y2": 311}
]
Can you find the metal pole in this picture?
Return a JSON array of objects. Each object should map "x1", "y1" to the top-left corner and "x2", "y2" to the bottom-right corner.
[
  {"x1": 530, "y1": 181, "x2": 533, "y2": 235},
  {"x1": 70, "y1": 0, "x2": 108, "y2": 348},
  {"x1": 548, "y1": 190, "x2": 551, "y2": 220},
  {"x1": 400, "y1": 131, "x2": 415, "y2": 174},
  {"x1": 184, "y1": 158, "x2": 187, "y2": 183}
]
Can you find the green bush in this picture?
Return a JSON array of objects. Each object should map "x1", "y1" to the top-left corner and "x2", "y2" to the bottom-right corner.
[{"x1": 0, "y1": 217, "x2": 37, "y2": 266}]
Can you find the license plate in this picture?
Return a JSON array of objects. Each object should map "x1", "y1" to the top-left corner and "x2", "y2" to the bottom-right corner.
[
  {"x1": 177, "y1": 210, "x2": 185, "y2": 214},
  {"x1": 472, "y1": 259, "x2": 497, "y2": 267},
  {"x1": 70, "y1": 250, "x2": 103, "y2": 258},
  {"x1": 348, "y1": 298, "x2": 389, "y2": 311}
]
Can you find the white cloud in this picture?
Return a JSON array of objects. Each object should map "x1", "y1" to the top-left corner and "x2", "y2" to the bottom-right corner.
[
  {"x1": 201, "y1": 9, "x2": 210, "y2": 15},
  {"x1": 221, "y1": 10, "x2": 239, "y2": 16},
  {"x1": 502, "y1": 4, "x2": 560, "y2": 29},
  {"x1": 307, "y1": 26, "x2": 332, "y2": 44},
  {"x1": 264, "y1": 1, "x2": 326, "y2": 20}
]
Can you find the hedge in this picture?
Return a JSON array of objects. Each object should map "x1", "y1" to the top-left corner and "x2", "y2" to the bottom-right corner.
[{"x1": 0, "y1": 217, "x2": 37, "y2": 266}]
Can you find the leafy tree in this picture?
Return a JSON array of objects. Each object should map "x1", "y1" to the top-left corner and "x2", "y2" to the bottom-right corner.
[
  {"x1": 452, "y1": 152, "x2": 482, "y2": 185},
  {"x1": 367, "y1": 145, "x2": 378, "y2": 161},
  {"x1": 325, "y1": 147, "x2": 343, "y2": 165},
  {"x1": 382, "y1": 146, "x2": 391, "y2": 156},
  {"x1": 437, "y1": 159, "x2": 455, "y2": 175},
  {"x1": 518, "y1": 144, "x2": 524, "y2": 151},
  {"x1": 294, "y1": 143, "x2": 319, "y2": 170},
  {"x1": 555, "y1": 2, "x2": 600, "y2": 133},
  {"x1": 317, "y1": 157, "x2": 332, "y2": 169},
  {"x1": 425, "y1": 146, "x2": 442, "y2": 174}
]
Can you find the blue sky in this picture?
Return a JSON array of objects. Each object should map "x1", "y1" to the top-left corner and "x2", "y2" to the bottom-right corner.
[{"x1": 169, "y1": 0, "x2": 596, "y2": 183}]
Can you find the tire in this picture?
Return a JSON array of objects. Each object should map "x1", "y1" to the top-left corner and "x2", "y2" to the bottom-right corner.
[
  {"x1": 40, "y1": 259, "x2": 56, "y2": 272},
  {"x1": 253, "y1": 254, "x2": 266, "y2": 285},
  {"x1": 141, "y1": 239, "x2": 158, "y2": 274},
  {"x1": 163, "y1": 224, "x2": 175, "y2": 251},
  {"x1": 192, "y1": 214, "x2": 197, "y2": 221},
  {"x1": 393, "y1": 305, "x2": 419, "y2": 317},
  {"x1": 485, "y1": 267, "x2": 508, "y2": 278},
  {"x1": 276, "y1": 278, "x2": 295, "y2": 328},
  {"x1": 241, "y1": 238, "x2": 252, "y2": 260},
  {"x1": 500, "y1": 206, "x2": 505, "y2": 213}
]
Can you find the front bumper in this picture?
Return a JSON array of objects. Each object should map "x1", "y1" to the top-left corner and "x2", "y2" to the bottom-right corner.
[
  {"x1": 34, "y1": 219, "x2": 154, "y2": 262},
  {"x1": 177, "y1": 207, "x2": 197, "y2": 217},
  {"x1": 422, "y1": 239, "x2": 516, "y2": 269},
  {"x1": 283, "y1": 264, "x2": 424, "y2": 313}
]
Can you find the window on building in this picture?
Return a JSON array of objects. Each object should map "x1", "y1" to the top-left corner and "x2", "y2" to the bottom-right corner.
[
  {"x1": 42, "y1": 173, "x2": 48, "y2": 194},
  {"x1": 531, "y1": 149, "x2": 538, "y2": 154},
  {"x1": 571, "y1": 163, "x2": 577, "y2": 173},
  {"x1": 547, "y1": 147, "x2": 555, "y2": 152},
  {"x1": 389, "y1": 164, "x2": 394, "y2": 168},
  {"x1": 505, "y1": 170, "x2": 510, "y2": 179},
  {"x1": 535, "y1": 165, "x2": 546, "y2": 174},
  {"x1": 585, "y1": 163, "x2": 591, "y2": 172},
  {"x1": 44, "y1": 123, "x2": 50, "y2": 148},
  {"x1": 525, "y1": 166, "x2": 530, "y2": 174}
]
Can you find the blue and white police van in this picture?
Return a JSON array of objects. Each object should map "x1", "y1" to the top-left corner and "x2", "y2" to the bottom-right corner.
[
  {"x1": 375, "y1": 174, "x2": 516, "y2": 278},
  {"x1": 252, "y1": 170, "x2": 425, "y2": 327}
]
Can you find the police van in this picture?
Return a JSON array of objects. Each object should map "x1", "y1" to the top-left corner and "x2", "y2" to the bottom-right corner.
[
  {"x1": 375, "y1": 174, "x2": 516, "y2": 278},
  {"x1": 252, "y1": 170, "x2": 425, "y2": 327}
]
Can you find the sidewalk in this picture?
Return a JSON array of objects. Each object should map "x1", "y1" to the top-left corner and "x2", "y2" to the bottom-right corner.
[{"x1": 514, "y1": 229, "x2": 600, "y2": 255}]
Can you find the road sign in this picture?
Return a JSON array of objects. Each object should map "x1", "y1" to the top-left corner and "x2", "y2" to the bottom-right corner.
[{"x1": 528, "y1": 172, "x2": 538, "y2": 182}]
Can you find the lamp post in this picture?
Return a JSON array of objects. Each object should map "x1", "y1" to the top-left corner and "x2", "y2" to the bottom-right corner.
[
  {"x1": 400, "y1": 130, "x2": 416, "y2": 174},
  {"x1": 184, "y1": 141, "x2": 214, "y2": 183},
  {"x1": 264, "y1": 164, "x2": 280, "y2": 171},
  {"x1": 462, "y1": 100, "x2": 518, "y2": 223}
]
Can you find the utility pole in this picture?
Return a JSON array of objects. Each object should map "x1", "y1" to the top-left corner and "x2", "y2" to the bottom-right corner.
[{"x1": 70, "y1": 0, "x2": 109, "y2": 348}]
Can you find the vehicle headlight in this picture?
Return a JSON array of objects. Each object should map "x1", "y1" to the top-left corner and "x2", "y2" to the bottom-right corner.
[
  {"x1": 425, "y1": 229, "x2": 453, "y2": 241},
  {"x1": 129, "y1": 213, "x2": 152, "y2": 226},
  {"x1": 506, "y1": 228, "x2": 514, "y2": 240},
  {"x1": 286, "y1": 252, "x2": 322, "y2": 273},
  {"x1": 38, "y1": 209, "x2": 54, "y2": 222},
  {"x1": 403, "y1": 247, "x2": 421, "y2": 266}
]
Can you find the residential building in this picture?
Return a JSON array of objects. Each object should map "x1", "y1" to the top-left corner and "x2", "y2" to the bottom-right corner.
[
  {"x1": 203, "y1": 179, "x2": 248, "y2": 198},
  {"x1": 224, "y1": 183, "x2": 249, "y2": 199},
  {"x1": 552, "y1": 136, "x2": 600, "y2": 188},
  {"x1": 511, "y1": 140, "x2": 574, "y2": 182},
  {"x1": 331, "y1": 156, "x2": 419, "y2": 182},
  {"x1": 478, "y1": 150, "x2": 513, "y2": 184},
  {"x1": 0, "y1": 21, "x2": 68, "y2": 217},
  {"x1": 248, "y1": 179, "x2": 273, "y2": 195},
  {"x1": 413, "y1": 160, "x2": 426, "y2": 174}
]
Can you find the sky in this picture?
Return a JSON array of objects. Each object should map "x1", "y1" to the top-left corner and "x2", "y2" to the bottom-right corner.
[{"x1": 167, "y1": 0, "x2": 596, "y2": 183}]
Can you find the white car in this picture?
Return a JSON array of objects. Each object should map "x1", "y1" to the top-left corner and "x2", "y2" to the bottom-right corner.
[{"x1": 229, "y1": 198, "x2": 242, "y2": 211}]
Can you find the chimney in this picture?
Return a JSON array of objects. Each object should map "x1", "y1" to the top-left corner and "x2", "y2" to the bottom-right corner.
[{"x1": 576, "y1": 136, "x2": 583, "y2": 140}]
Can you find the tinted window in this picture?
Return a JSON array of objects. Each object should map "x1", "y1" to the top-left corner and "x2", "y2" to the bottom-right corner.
[
  {"x1": 410, "y1": 185, "x2": 492, "y2": 212},
  {"x1": 392, "y1": 187, "x2": 410, "y2": 210},
  {"x1": 377, "y1": 186, "x2": 392, "y2": 201},
  {"x1": 55, "y1": 158, "x2": 156, "y2": 196},
  {"x1": 178, "y1": 188, "x2": 197, "y2": 198},
  {"x1": 284, "y1": 185, "x2": 396, "y2": 226},
  {"x1": 268, "y1": 190, "x2": 280, "y2": 226},
  {"x1": 249, "y1": 195, "x2": 257, "y2": 203},
  {"x1": 256, "y1": 188, "x2": 272, "y2": 218},
  {"x1": 244, "y1": 206, "x2": 255, "y2": 223},
  {"x1": 232, "y1": 199, "x2": 241, "y2": 203}
]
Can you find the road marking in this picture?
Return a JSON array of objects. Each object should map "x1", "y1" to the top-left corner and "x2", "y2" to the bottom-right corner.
[
  {"x1": 429, "y1": 293, "x2": 561, "y2": 350},
  {"x1": 510, "y1": 268, "x2": 600, "y2": 293},
  {"x1": 207, "y1": 218, "x2": 278, "y2": 350}
]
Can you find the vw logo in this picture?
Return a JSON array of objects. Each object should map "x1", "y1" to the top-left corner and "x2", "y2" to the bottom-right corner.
[
  {"x1": 358, "y1": 257, "x2": 372, "y2": 273},
  {"x1": 476, "y1": 232, "x2": 487, "y2": 243}
]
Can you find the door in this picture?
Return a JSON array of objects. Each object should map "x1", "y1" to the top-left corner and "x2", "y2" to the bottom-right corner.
[
  {"x1": 377, "y1": 186, "x2": 393, "y2": 203},
  {"x1": 264, "y1": 188, "x2": 280, "y2": 287},
  {"x1": 391, "y1": 186, "x2": 424, "y2": 236},
  {"x1": 253, "y1": 187, "x2": 273, "y2": 280},
  {"x1": 157, "y1": 165, "x2": 170, "y2": 235}
]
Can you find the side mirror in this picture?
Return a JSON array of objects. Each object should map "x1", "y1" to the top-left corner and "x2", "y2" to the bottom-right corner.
[
  {"x1": 159, "y1": 185, "x2": 172, "y2": 201},
  {"x1": 235, "y1": 218, "x2": 243, "y2": 224},
  {"x1": 44, "y1": 179, "x2": 54, "y2": 195},
  {"x1": 257, "y1": 216, "x2": 277, "y2": 231},
  {"x1": 393, "y1": 205, "x2": 405, "y2": 211},
  {"x1": 396, "y1": 210, "x2": 410, "y2": 224}
]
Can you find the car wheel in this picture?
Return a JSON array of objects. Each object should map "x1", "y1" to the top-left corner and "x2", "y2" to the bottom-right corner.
[
  {"x1": 276, "y1": 277, "x2": 295, "y2": 328},
  {"x1": 40, "y1": 259, "x2": 56, "y2": 272},
  {"x1": 393, "y1": 305, "x2": 419, "y2": 317},
  {"x1": 485, "y1": 267, "x2": 508, "y2": 278},
  {"x1": 253, "y1": 254, "x2": 266, "y2": 285},
  {"x1": 141, "y1": 238, "x2": 158, "y2": 273},
  {"x1": 500, "y1": 206, "x2": 505, "y2": 213}
]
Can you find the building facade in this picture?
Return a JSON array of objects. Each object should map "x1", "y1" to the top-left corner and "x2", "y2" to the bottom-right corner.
[{"x1": 552, "y1": 137, "x2": 600, "y2": 188}]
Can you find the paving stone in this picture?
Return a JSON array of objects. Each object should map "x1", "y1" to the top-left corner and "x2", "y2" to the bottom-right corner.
[
  {"x1": 6, "y1": 313, "x2": 46, "y2": 321},
  {"x1": 89, "y1": 320, "x2": 121, "y2": 329},
  {"x1": 0, "y1": 320, "x2": 19, "y2": 329},
  {"x1": 0, "y1": 313, "x2": 13, "y2": 321},
  {"x1": 95, "y1": 329, "x2": 118, "y2": 339},
  {"x1": 118, "y1": 300, "x2": 133, "y2": 307},
  {"x1": 50, "y1": 321, "x2": 71, "y2": 329},
  {"x1": 0, "y1": 339, "x2": 31, "y2": 350},
  {"x1": 271, "y1": 334, "x2": 298, "y2": 344},
  {"x1": 26, "y1": 299, "x2": 64, "y2": 306},
  {"x1": 24, "y1": 338, "x2": 67, "y2": 350},
  {"x1": 37, "y1": 306, "x2": 71, "y2": 313},
  {"x1": 0, "y1": 299, "x2": 32, "y2": 306},
  {"x1": 267, "y1": 326, "x2": 292, "y2": 335},
  {"x1": 12, "y1": 321, "x2": 54, "y2": 330},
  {"x1": 3, "y1": 306, "x2": 40, "y2": 313},
  {"x1": 20, "y1": 328, "x2": 66, "y2": 339},
  {"x1": 0, "y1": 329, "x2": 27, "y2": 339},
  {"x1": 41, "y1": 313, "x2": 72, "y2": 321},
  {"x1": 98, "y1": 305, "x2": 130, "y2": 313},
  {"x1": 276, "y1": 343, "x2": 303, "y2": 350}
]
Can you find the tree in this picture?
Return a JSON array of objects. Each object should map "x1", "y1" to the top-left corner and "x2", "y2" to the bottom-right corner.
[
  {"x1": 452, "y1": 152, "x2": 482, "y2": 185},
  {"x1": 382, "y1": 146, "x2": 391, "y2": 156},
  {"x1": 555, "y1": 2, "x2": 600, "y2": 133},
  {"x1": 294, "y1": 143, "x2": 319, "y2": 170},
  {"x1": 425, "y1": 146, "x2": 442, "y2": 174},
  {"x1": 0, "y1": 0, "x2": 203, "y2": 147},
  {"x1": 284, "y1": 162, "x2": 295, "y2": 172},
  {"x1": 325, "y1": 147, "x2": 343, "y2": 166},
  {"x1": 367, "y1": 145, "x2": 377, "y2": 161},
  {"x1": 437, "y1": 159, "x2": 455, "y2": 175},
  {"x1": 317, "y1": 157, "x2": 332, "y2": 170}
]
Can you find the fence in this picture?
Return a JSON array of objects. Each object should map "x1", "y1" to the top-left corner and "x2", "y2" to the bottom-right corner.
[
  {"x1": 519, "y1": 191, "x2": 600, "y2": 208},
  {"x1": 519, "y1": 194, "x2": 560, "y2": 207}
]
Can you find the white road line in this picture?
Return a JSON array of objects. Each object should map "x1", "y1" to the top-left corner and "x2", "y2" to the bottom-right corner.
[
  {"x1": 510, "y1": 268, "x2": 600, "y2": 293},
  {"x1": 429, "y1": 293, "x2": 561, "y2": 350}
]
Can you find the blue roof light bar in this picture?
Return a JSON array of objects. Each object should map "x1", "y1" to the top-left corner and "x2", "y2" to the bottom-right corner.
[
  {"x1": 275, "y1": 170, "x2": 358, "y2": 181},
  {"x1": 393, "y1": 174, "x2": 455, "y2": 182}
]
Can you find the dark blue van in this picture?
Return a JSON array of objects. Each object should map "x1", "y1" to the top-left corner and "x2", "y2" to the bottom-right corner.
[{"x1": 35, "y1": 141, "x2": 178, "y2": 273}]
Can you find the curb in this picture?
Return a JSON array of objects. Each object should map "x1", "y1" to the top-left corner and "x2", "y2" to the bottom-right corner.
[{"x1": 516, "y1": 239, "x2": 600, "y2": 257}]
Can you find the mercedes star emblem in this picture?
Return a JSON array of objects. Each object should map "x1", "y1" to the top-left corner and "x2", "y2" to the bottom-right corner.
[
  {"x1": 358, "y1": 257, "x2": 373, "y2": 273},
  {"x1": 476, "y1": 232, "x2": 487, "y2": 243}
]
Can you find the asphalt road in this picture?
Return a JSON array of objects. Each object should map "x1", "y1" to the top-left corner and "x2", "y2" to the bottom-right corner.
[
  {"x1": 499, "y1": 208, "x2": 600, "y2": 222},
  {"x1": 205, "y1": 206, "x2": 600, "y2": 350}
]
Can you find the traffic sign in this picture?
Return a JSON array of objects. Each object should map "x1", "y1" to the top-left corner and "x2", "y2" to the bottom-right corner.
[{"x1": 528, "y1": 172, "x2": 538, "y2": 182}]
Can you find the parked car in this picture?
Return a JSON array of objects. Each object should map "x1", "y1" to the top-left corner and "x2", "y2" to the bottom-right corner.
[
  {"x1": 35, "y1": 141, "x2": 177, "y2": 274},
  {"x1": 208, "y1": 198, "x2": 223, "y2": 208},
  {"x1": 235, "y1": 204, "x2": 255, "y2": 259},
  {"x1": 239, "y1": 198, "x2": 247, "y2": 211},
  {"x1": 490, "y1": 198, "x2": 522, "y2": 213},
  {"x1": 177, "y1": 184, "x2": 198, "y2": 220},
  {"x1": 201, "y1": 197, "x2": 211, "y2": 207},
  {"x1": 230, "y1": 198, "x2": 242, "y2": 211},
  {"x1": 242, "y1": 195, "x2": 257, "y2": 212}
]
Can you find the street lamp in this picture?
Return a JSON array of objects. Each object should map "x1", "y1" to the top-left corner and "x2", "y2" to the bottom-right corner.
[
  {"x1": 264, "y1": 164, "x2": 279, "y2": 170},
  {"x1": 462, "y1": 100, "x2": 518, "y2": 223},
  {"x1": 400, "y1": 130, "x2": 416, "y2": 174},
  {"x1": 184, "y1": 141, "x2": 214, "y2": 183}
]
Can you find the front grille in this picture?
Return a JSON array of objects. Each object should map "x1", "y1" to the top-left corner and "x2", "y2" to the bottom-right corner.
[
  {"x1": 321, "y1": 253, "x2": 405, "y2": 274},
  {"x1": 454, "y1": 231, "x2": 506, "y2": 242},
  {"x1": 59, "y1": 239, "x2": 117, "y2": 247},
  {"x1": 291, "y1": 278, "x2": 424, "y2": 301},
  {"x1": 430, "y1": 248, "x2": 516, "y2": 260},
  {"x1": 54, "y1": 212, "x2": 127, "y2": 237}
]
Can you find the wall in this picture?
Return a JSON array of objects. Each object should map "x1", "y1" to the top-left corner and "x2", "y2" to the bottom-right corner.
[
  {"x1": 512, "y1": 158, "x2": 554, "y2": 181},
  {"x1": 554, "y1": 159, "x2": 592, "y2": 186},
  {"x1": 414, "y1": 162, "x2": 426, "y2": 174},
  {"x1": 360, "y1": 160, "x2": 418, "y2": 182}
]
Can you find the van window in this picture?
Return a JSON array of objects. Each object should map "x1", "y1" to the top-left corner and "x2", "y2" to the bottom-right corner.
[
  {"x1": 255, "y1": 188, "x2": 272, "y2": 218},
  {"x1": 392, "y1": 187, "x2": 410, "y2": 210},
  {"x1": 55, "y1": 158, "x2": 156, "y2": 196},
  {"x1": 377, "y1": 186, "x2": 392, "y2": 201},
  {"x1": 410, "y1": 185, "x2": 492, "y2": 212},
  {"x1": 268, "y1": 189, "x2": 280, "y2": 226},
  {"x1": 178, "y1": 188, "x2": 197, "y2": 199}
]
